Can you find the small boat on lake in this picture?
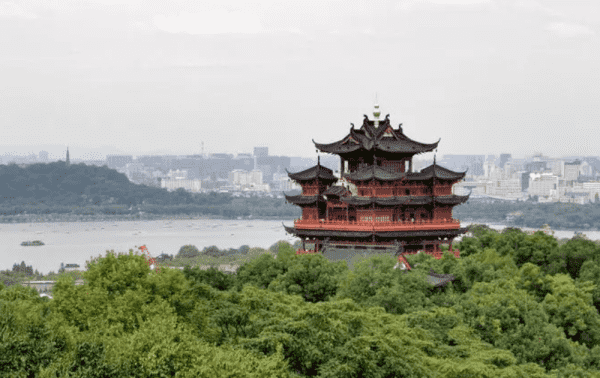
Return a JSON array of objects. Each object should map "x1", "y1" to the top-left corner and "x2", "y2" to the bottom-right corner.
[{"x1": 21, "y1": 240, "x2": 45, "y2": 246}]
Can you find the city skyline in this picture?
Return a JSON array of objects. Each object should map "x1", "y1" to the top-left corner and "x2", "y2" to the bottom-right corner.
[
  {"x1": 0, "y1": 143, "x2": 596, "y2": 162},
  {"x1": 1, "y1": 1, "x2": 599, "y2": 158}
]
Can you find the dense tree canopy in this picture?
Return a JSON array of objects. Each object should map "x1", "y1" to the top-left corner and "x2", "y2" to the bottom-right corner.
[{"x1": 2, "y1": 228, "x2": 600, "y2": 376}]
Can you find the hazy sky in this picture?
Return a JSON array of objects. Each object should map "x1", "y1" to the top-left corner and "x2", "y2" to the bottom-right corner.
[{"x1": 1, "y1": 0, "x2": 599, "y2": 159}]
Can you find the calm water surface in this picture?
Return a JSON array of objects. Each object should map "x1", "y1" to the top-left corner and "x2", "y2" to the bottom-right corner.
[
  {"x1": 2, "y1": 220, "x2": 595, "y2": 274},
  {"x1": 1, "y1": 219, "x2": 296, "y2": 274}
]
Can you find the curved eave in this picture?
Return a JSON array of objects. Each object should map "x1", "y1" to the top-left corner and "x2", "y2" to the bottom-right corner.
[
  {"x1": 323, "y1": 186, "x2": 351, "y2": 197},
  {"x1": 375, "y1": 138, "x2": 439, "y2": 154},
  {"x1": 313, "y1": 138, "x2": 362, "y2": 154},
  {"x1": 286, "y1": 165, "x2": 337, "y2": 182},
  {"x1": 346, "y1": 166, "x2": 406, "y2": 182},
  {"x1": 434, "y1": 194, "x2": 470, "y2": 205},
  {"x1": 284, "y1": 194, "x2": 321, "y2": 206},
  {"x1": 283, "y1": 226, "x2": 468, "y2": 239},
  {"x1": 283, "y1": 226, "x2": 373, "y2": 238},
  {"x1": 420, "y1": 164, "x2": 467, "y2": 181}
]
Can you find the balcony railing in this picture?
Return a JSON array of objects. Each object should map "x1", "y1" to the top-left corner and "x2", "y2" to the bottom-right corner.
[
  {"x1": 293, "y1": 218, "x2": 461, "y2": 232},
  {"x1": 355, "y1": 187, "x2": 453, "y2": 197}
]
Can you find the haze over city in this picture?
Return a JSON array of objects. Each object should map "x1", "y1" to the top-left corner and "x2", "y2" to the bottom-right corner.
[{"x1": 1, "y1": 0, "x2": 599, "y2": 159}]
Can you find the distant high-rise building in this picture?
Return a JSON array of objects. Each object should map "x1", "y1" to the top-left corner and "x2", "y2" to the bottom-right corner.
[
  {"x1": 564, "y1": 160, "x2": 580, "y2": 181},
  {"x1": 66, "y1": 147, "x2": 70, "y2": 166},
  {"x1": 39, "y1": 150, "x2": 49, "y2": 162},
  {"x1": 439, "y1": 155, "x2": 484, "y2": 176},
  {"x1": 253, "y1": 147, "x2": 269, "y2": 157},
  {"x1": 499, "y1": 153, "x2": 511, "y2": 168}
]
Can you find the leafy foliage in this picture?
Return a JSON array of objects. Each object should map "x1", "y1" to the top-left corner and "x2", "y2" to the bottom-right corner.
[
  {"x1": 270, "y1": 253, "x2": 347, "y2": 302},
  {"x1": 5, "y1": 227, "x2": 600, "y2": 376},
  {"x1": 177, "y1": 244, "x2": 201, "y2": 258}
]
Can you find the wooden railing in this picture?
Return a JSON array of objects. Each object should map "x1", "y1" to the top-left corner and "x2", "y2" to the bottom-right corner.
[
  {"x1": 293, "y1": 218, "x2": 461, "y2": 231},
  {"x1": 355, "y1": 187, "x2": 453, "y2": 197}
]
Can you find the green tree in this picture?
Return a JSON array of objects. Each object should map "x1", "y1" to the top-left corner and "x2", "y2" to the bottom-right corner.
[
  {"x1": 269, "y1": 253, "x2": 346, "y2": 303},
  {"x1": 579, "y1": 259, "x2": 600, "y2": 312},
  {"x1": 458, "y1": 278, "x2": 585, "y2": 371},
  {"x1": 547, "y1": 237, "x2": 600, "y2": 279},
  {"x1": 177, "y1": 244, "x2": 201, "y2": 258},
  {"x1": 236, "y1": 254, "x2": 285, "y2": 290},
  {"x1": 542, "y1": 274, "x2": 600, "y2": 349},
  {"x1": 202, "y1": 245, "x2": 223, "y2": 257},
  {"x1": 184, "y1": 266, "x2": 235, "y2": 291}
]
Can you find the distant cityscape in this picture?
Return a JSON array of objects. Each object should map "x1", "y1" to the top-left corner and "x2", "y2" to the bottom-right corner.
[{"x1": 2, "y1": 149, "x2": 600, "y2": 204}]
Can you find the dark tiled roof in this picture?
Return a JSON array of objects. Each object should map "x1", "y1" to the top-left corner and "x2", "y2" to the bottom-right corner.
[
  {"x1": 284, "y1": 194, "x2": 321, "y2": 206},
  {"x1": 314, "y1": 114, "x2": 439, "y2": 156},
  {"x1": 339, "y1": 195, "x2": 468, "y2": 207},
  {"x1": 417, "y1": 163, "x2": 466, "y2": 181},
  {"x1": 345, "y1": 163, "x2": 465, "y2": 183},
  {"x1": 434, "y1": 194, "x2": 470, "y2": 205},
  {"x1": 283, "y1": 225, "x2": 467, "y2": 239},
  {"x1": 287, "y1": 164, "x2": 337, "y2": 182},
  {"x1": 427, "y1": 269, "x2": 455, "y2": 287},
  {"x1": 323, "y1": 186, "x2": 351, "y2": 197},
  {"x1": 283, "y1": 225, "x2": 373, "y2": 238},
  {"x1": 346, "y1": 165, "x2": 406, "y2": 181}
]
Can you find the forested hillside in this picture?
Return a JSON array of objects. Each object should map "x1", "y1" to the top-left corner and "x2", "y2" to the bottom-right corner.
[
  {"x1": 454, "y1": 198, "x2": 600, "y2": 230},
  {"x1": 0, "y1": 162, "x2": 299, "y2": 220},
  {"x1": 4, "y1": 162, "x2": 600, "y2": 228},
  {"x1": 2, "y1": 227, "x2": 600, "y2": 377}
]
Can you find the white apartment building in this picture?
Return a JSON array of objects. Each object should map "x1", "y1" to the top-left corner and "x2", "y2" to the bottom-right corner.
[
  {"x1": 529, "y1": 173, "x2": 559, "y2": 199},
  {"x1": 228, "y1": 169, "x2": 266, "y2": 191},
  {"x1": 273, "y1": 176, "x2": 302, "y2": 192},
  {"x1": 167, "y1": 169, "x2": 188, "y2": 179},
  {"x1": 551, "y1": 160, "x2": 565, "y2": 177},
  {"x1": 161, "y1": 178, "x2": 202, "y2": 192},
  {"x1": 580, "y1": 161, "x2": 593, "y2": 177},
  {"x1": 564, "y1": 162, "x2": 580, "y2": 181},
  {"x1": 483, "y1": 159, "x2": 498, "y2": 178},
  {"x1": 492, "y1": 178, "x2": 522, "y2": 198}
]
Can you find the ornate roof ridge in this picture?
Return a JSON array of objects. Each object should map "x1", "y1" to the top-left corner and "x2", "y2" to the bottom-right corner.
[
  {"x1": 419, "y1": 163, "x2": 467, "y2": 181},
  {"x1": 286, "y1": 161, "x2": 337, "y2": 182},
  {"x1": 314, "y1": 114, "x2": 439, "y2": 156}
]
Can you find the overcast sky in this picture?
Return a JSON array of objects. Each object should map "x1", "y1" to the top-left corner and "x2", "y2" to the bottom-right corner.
[{"x1": 1, "y1": 0, "x2": 599, "y2": 160}]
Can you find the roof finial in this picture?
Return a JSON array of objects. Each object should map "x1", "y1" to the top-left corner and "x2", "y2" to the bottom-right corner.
[
  {"x1": 373, "y1": 93, "x2": 381, "y2": 128},
  {"x1": 318, "y1": 155, "x2": 320, "y2": 166},
  {"x1": 433, "y1": 154, "x2": 436, "y2": 166}
]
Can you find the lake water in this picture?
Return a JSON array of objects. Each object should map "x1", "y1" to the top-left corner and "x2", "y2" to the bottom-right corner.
[
  {"x1": 2, "y1": 219, "x2": 596, "y2": 275},
  {"x1": 1, "y1": 219, "x2": 297, "y2": 274}
]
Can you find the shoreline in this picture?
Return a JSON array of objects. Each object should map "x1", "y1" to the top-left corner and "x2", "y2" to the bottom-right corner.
[
  {"x1": 0, "y1": 213, "x2": 293, "y2": 224},
  {"x1": 2, "y1": 214, "x2": 595, "y2": 233}
]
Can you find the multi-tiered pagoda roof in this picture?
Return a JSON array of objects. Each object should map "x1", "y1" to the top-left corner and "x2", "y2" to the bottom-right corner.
[
  {"x1": 314, "y1": 114, "x2": 439, "y2": 156},
  {"x1": 284, "y1": 102, "x2": 468, "y2": 264}
]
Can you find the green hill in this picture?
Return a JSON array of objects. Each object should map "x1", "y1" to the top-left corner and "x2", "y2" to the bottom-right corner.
[{"x1": 0, "y1": 162, "x2": 299, "y2": 220}]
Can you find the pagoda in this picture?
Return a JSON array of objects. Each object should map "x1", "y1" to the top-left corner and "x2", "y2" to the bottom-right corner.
[{"x1": 284, "y1": 103, "x2": 469, "y2": 262}]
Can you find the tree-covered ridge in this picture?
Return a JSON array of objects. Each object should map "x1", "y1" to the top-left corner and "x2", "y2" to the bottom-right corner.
[
  {"x1": 2, "y1": 227, "x2": 600, "y2": 376},
  {"x1": 0, "y1": 162, "x2": 300, "y2": 219},
  {"x1": 454, "y1": 198, "x2": 600, "y2": 230}
]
